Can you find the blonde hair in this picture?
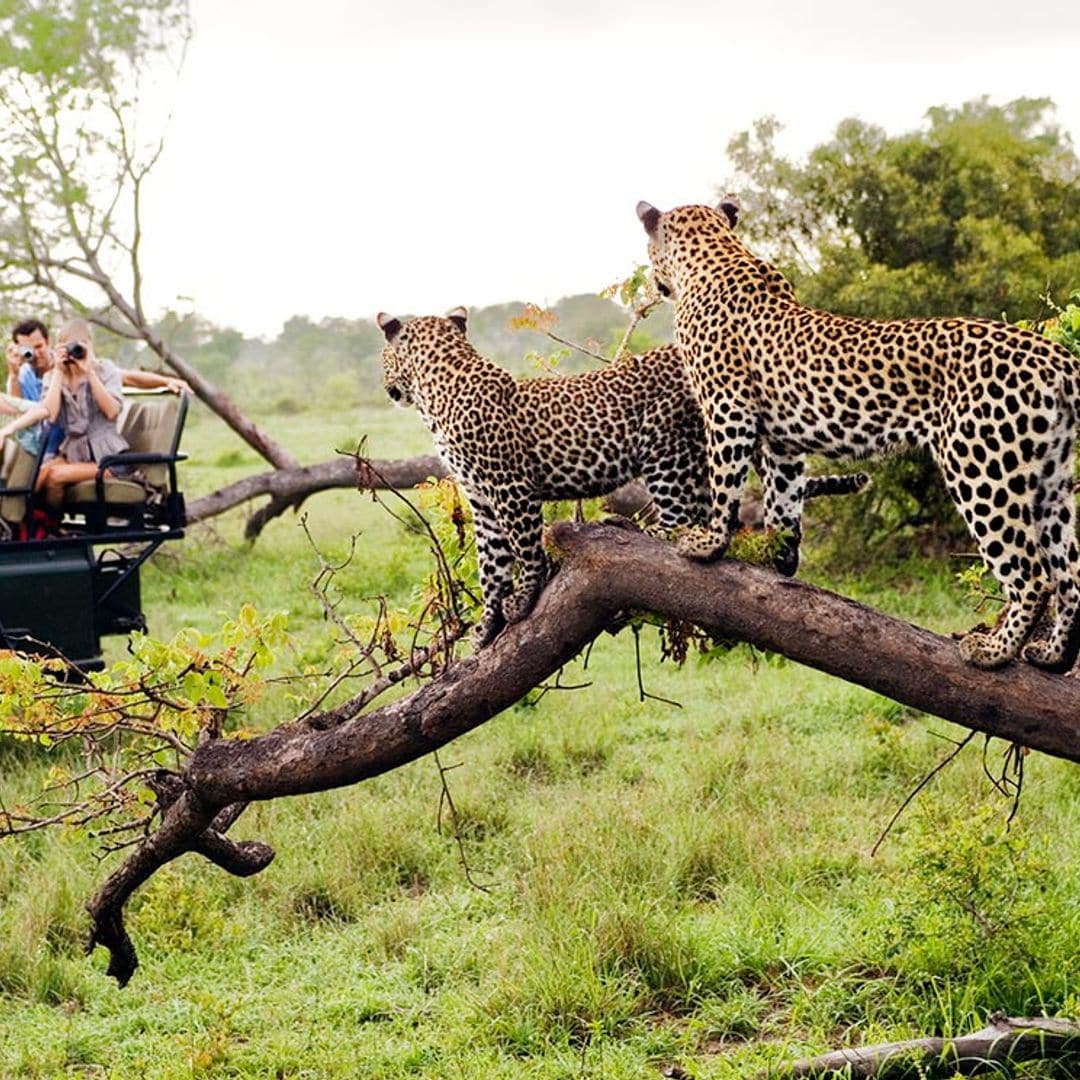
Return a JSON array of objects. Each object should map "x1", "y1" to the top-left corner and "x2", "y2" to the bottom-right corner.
[{"x1": 57, "y1": 317, "x2": 93, "y2": 344}]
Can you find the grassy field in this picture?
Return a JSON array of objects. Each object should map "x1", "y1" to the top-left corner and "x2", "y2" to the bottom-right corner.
[{"x1": 1, "y1": 401, "x2": 1079, "y2": 1078}]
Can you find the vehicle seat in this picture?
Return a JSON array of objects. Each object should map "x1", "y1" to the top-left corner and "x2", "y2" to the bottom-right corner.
[
  {"x1": 0, "y1": 436, "x2": 47, "y2": 538},
  {"x1": 63, "y1": 391, "x2": 188, "y2": 532}
]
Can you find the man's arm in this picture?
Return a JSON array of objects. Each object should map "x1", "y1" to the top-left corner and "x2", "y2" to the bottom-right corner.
[{"x1": 121, "y1": 369, "x2": 190, "y2": 394}]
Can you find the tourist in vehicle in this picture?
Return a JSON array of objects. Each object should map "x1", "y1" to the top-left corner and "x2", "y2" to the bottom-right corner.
[
  {"x1": 34, "y1": 319, "x2": 137, "y2": 510},
  {"x1": 5, "y1": 318, "x2": 65, "y2": 457},
  {"x1": 6, "y1": 317, "x2": 190, "y2": 457},
  {"x1": 5, "y1": 318, "x2": 52, "y2": 399}
]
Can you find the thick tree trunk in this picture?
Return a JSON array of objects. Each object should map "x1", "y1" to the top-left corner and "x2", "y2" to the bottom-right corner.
[
  {"x1": 779, "y1": 1014, "x2": 1080, "y2": 1077},
  {"x1": 86, "y1": 521, "x2": 1080, "y2": 985}
]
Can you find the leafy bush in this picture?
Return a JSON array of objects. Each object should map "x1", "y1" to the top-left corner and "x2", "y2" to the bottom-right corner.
[
  {"x1": 1019, "y1": 292, "x2": 1080, "y2": 360},
  {"x1": 876, "y1": 798, "x2": 1062, "y2": 984}
]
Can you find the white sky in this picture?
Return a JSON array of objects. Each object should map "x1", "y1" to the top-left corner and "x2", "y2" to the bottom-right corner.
[{"x1": 137, "y1": 0, "x2": 1080, "y2": 338}]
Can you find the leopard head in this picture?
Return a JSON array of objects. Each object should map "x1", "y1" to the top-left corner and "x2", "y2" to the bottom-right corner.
[
  {"x1": 636, "y1": 198, "x2": 748, "y2": 301},
  {"x1": 376, "y1": 314, "x2": 412, "y2": 405},
  {"x1": 377, "y1": 307, "x2": 470, "y2": 407}
]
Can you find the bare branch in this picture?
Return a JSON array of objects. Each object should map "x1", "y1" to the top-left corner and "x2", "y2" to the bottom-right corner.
[
  {"x1": 778, "y1": 1013, "x2": 1080, "y2": 1078},
  {"x1": 611, "y1": 298, "x2": 662, "y2": 362},
  {"x1": 185, "y1": 454, "x2": 449, "y2": 529},
  {"x1": 434, "y1": 750, "x2": 492, "y2": 893},
  {"x1": 870, "y1": 730, "x2": 977, "y2": 856}
]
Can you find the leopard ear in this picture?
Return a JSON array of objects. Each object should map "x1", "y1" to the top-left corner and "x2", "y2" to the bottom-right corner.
[
  {"x1": 716, "y1": 195, "x2": 739, "y2": 228},
  {"x1": 377, "y1": 312, "x2": 403, "y2": 342},
  {"x1": 446, "y1": 306, "x2": 468, "y2": 334},
  {"x1": 636, "y1": 200, "x2": 661, "y2": 236}
]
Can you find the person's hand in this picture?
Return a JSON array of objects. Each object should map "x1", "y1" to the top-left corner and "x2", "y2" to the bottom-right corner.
[
  {"x1": 166, "y1": 377, "x2": 190, "y2": 394},
  {"x1": 6, "y1": 341, "x2": 25, "y2": 377},
  {"x1": 0, "y1": 419, "x2": 17, "y2": 440},
  {"x1": 56, "y1": 343, "x2": 93, "y2": 375}
]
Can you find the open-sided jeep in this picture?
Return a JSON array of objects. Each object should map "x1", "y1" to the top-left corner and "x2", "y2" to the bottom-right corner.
[{"x1": 0, "y1": 390, "x2": 188, "y2": 670}]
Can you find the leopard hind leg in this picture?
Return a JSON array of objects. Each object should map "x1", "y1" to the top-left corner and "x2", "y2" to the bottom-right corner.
[
  {"x1": 958, "y1": 538, "x2": 1049, "y2": 670},
  {"x1": 937, "y1": 432, "x2": 1050, "y2": 669},
  {"x1": 1021, "y1": 415, "x2": 1080, "y2": 672}
]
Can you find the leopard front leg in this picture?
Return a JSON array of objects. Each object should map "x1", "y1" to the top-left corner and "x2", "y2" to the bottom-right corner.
[
  {"x1": 495, "y1": 493, "x2": 548, "y2": 626},
  {"x1": 676, "y1": 401, "x2": 756, "y2": 562},
  {"x1": 469, "y1": 497, "x2": 514, "y2": 648}
]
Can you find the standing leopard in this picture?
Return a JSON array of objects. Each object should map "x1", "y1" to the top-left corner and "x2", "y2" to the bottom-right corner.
[
  {"x1": 377, "y1": 307, "x2": 867, "y2": 646},
  {"x1": 636, "y1": 198, "x2": 1080, "y2": 672}
]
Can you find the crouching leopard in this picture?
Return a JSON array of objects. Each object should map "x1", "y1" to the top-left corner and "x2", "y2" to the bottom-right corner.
[
  {"x1": 377, "y1": 307, "x2": 867, "y2": 647},
  {"x1": 636, "y1": 198, "x2": 1080, "y2": 672}
]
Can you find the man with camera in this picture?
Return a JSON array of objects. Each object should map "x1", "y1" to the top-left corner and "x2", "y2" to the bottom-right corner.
[
  {"x1": 4, "y1": 318, "x2": 62, "y2": 458},
  {"x1": 6, "y1": 317, "x2": 189, "y2": 459},
  {"x1": 6, "y1": 317, "x2": 189, "y2": 403},
  {"x1": 6, "y1": 318, "x2": 53, "y2": 401}
]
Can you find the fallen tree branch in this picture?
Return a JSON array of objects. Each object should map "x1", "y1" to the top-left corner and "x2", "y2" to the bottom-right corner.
[
  {"x1": 183, "y1": 455, "x2": 762, "y2": 537},
  {"x1": 779, "y1": 1012, "x2": 1080, "y2": 1077},
  {"x1": 185, "y1": 454, "x2": 449, "y2": 535},
  {"x1": 85, "y1": 521, "x2": 1080, "y2": 985}
]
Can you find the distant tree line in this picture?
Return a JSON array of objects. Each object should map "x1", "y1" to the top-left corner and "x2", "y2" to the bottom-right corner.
[
  {"x1": 102, "y1": 99, "x2": 1078, "y2": 423},
  {"x1": 81, "y1": 294, "x2": 667, "y2": 416}
]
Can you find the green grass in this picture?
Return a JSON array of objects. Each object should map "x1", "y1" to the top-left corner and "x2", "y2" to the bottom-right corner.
[{"x1": 2, "y1": 402, "x2": 1079, "y2": 1078}]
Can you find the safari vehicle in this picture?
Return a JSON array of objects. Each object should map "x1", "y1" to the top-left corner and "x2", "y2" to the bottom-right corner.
[{"x1": 0, "y1": 390, "x2": 188, "y2": 671}]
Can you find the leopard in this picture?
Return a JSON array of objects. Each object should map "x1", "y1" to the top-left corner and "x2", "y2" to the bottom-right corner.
[
  {"x1": 377, "y1": 306, "x2": 867, "y2": 647},
  {"x1": 636, "y1": 197, "x2": 1080, "y2": 672}
]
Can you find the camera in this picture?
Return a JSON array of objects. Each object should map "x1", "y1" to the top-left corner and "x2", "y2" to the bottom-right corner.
[
  {"x1": 19, "y1": 347, "x2": 33, "y2": 361},
  {"x1": 66, "y1": 342, "x2": 87, "y2": 362}
]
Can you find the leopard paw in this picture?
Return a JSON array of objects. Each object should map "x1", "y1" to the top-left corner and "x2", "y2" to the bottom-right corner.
[
  {"x1": 471, "y1": 611, "x2": 506, "y2": 650},
  {"x1": 502, "y1": 582, "x2": 543, "y2": 625},
  {"x1": 769, "y1": 525, "x2": 802, "y2": 577},
  {"x1": 1021, "y1": 638, "x2": 1073, "y2": 674},
  {"x1": 675, "y1": 526, "x2": 729, "y2": 562},
  {"x1": 957, "y1": 629, "x2": 1014, "y2": 670}
]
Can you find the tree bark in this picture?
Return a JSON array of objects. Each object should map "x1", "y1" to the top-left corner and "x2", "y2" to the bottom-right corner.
[
  {"x1": 779, "y1": 1014, "x2": 1080, "y2": 1077},
  {"x1": 86, "y1": 521, "x2": 1080, "y2": 985}
]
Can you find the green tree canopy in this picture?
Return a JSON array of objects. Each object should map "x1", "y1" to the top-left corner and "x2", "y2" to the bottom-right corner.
[
  {"x1": 725, "y1": 97, "x2": 1080, "y2": 320},
  {"x1": 0, "y1": 0, "x2": 191, "y2": 329}
]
